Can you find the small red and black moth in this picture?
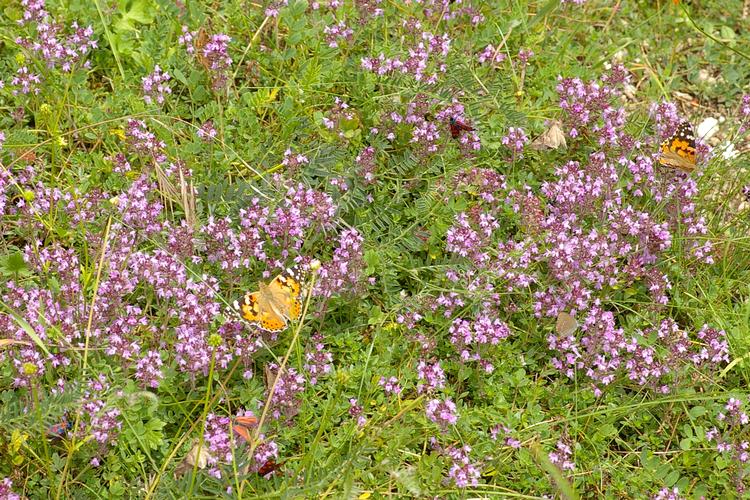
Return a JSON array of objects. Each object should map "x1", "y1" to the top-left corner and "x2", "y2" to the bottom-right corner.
[
  {"x1": 47, "y1": 415, "x2": 73, "y2": 438},
  {"x1": 448, "y1": 117, "x2": 475, "y2": 139}
]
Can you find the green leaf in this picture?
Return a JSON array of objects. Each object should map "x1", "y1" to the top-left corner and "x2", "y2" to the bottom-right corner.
[
  {"x1": 109, "y1": 482, "x2": 126, "y2": 496},
  {"x1": 172, "y1": 67, "x2": 188, "y2": 86},
  {"x1": 392, "y1": 466, "x2": 422, "y2": 496},
  {"x1": 688, "y1": 405, "x2": 707, "y2": 418},
  {"x1": 114, "y1": 0, "x2": 157, "y2": 32},
  {"x1": 0, "y1": 251, "x2": 28, "y2": 275},
  {"x1": 665, "y1": 470, "x2": 680, "y2": 487}
]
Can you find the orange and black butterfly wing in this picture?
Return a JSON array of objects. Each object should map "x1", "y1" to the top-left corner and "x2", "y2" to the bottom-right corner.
[
  {"x1": 234, "y1": 290, "x2": 287, "y2": 332},
  {"x1": 267, "y1": 267, "x2": 305, "y2": 322},
  {"x1": 233, "y1": 415, "x2": 258, "y2": 443},
  {"x1": 233, "y1": 425, "x2": 252, "y2": 443},
  {"x1": 658, "y1": 121, "x2": 696, "y2": 172},
  {"x1": 235, "y1": 291, "x2": 262, "y2": 322}
]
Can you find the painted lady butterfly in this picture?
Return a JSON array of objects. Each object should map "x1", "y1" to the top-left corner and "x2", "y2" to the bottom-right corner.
[
  {"x1": 658, "y1": 121, "x2": 696, "y2": 172},
  {"x1": 233, "y1": 268, "x2": 305, "y2": 332}
]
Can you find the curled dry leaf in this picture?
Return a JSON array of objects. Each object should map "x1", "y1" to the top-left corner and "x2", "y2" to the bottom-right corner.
[
  {"x1": 531, "y1": 120, "x2": 567, "y2": 150},
  {"x1": 175, "y1": 441, "x2": 214, "y2": 477}
]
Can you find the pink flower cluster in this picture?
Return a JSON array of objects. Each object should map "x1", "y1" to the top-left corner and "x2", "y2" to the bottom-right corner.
[
  {"x1": 490, "y1": 424, "x2": 521, "y2": 449},
  {"x1": 204, "y1": 414, "x2": 233, "y2": 478},
  {"x1": 707, "y1": 398, "x2": 750, "y2": 464},
  {"x1": 477, "y1": 44, "x2": 506, "y2": 66},
  {"x1": 197, "y1": 120, "x2": 217, "y2": 142},
  {"x1": 501, "y1": 127, "x2": 528, "y2": 156},
  {"x1": 200, "y1": 181, "x2": 337, "y2": 272},
  {"x1": 324, "y1": 21, "x2": 353, "y2": 48},
  {"x1": 281, "y1": 147, "x2": 309, "y2": 172},
  {"x1": 179, "y1": 27, "x2": 233, "y2": 90},
  {"x1": 142, "y1": 65, "x2": 172, "y2": 106},
  {"x1": 548, "y1": 439, "x2": 575, "y2": 472},
  {"x1": 314, "y1": 228, "x2": 365, "y2": 298},
  {"x1": 19, "y1": 0, "x2": 47, "y2": 24},
  {"x1": 361, "y1": 24, "x2": 450, "y2": 84},
  {"x1": 425, "y1": 397, "x2": 458, "y2": 430},
  {"x1": 416, "y1": 359, "x2": 446, "y2": 394},
  {"x1": 16, "y1": 19, "x2": 97, "y2": 72},
  {"x1": 355, "y1": 146, "x2": 377, "y2": 184},
  {"x1": 379, "y1": 376, "x2": 402, "y2": 395},
  {"x1": 652, "y1": 488, "x2": 684, "y2": 500},
  {"x1": 304, "y1": 333, "x2": 333, "y2": 385},
  {"x1": 82, "y1": 375, "x2": 123, "y2": 446},
  {"x1": 266, "y1": 363, "x2": 306, "y2": 419},
  {"x1": 0, "y1": 478, "x2": 20, "y2": 500},
  {"x1": 430, "y1": 439, "x2": 482, "y2": 488},
  {"x1": 444, "y1": 444, "x2": 481, "y2": 488},
  {"x1": 322, "y1": 97, "x2": 356, "y2": 138},
  {"x1": 448, "y1": 310, "x2": 511, "y2": 370},
  {"x1": 349, "y1": 398, "x2": 367, "y2": 427},
  {"x1": 436, "y1": 101, "x2": 481, "y2": 152},
  {"x1": 251, "y1": 436, "x2": 280, "y2": 475},
  {"x1": 125, "y1": 119, "x2": 168, "y2": 163},
  {"x1": 11, "y1": 66, "x2": 41, "y2": 95},
  {"x1": 556, "y1": 63, "x2": 630, "y2": 144},
  {"x1": 549, "y1": 307, "x2": 728, "y2": 396}
]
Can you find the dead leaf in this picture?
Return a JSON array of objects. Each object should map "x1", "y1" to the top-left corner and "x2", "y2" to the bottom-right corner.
[{"x1": 175, "y1": 441, "x2": 214, "y2": 477}]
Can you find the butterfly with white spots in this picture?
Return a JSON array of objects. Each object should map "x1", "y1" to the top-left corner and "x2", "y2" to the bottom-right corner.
[{"x1": 233, "y1": 268, "x2": 305, "y2": 332}]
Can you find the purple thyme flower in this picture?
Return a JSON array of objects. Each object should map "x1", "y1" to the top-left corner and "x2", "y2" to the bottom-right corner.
[
  {"x1": 417, "y1": 360, "x2": 446, "y2": 394},
  {"x1": 266, "y1": 363, "x2": 306, "y2": 419},
  {"x1": 19, "y1": 0, "x2": 47, "y2": 24},
  {"x1": 16, "y1": 21, "x2": 97, "y2": 71},
  {"x1": 11, "y1": 66, "x2": 41, "y2": 95},
  {"x1": 135, "y1": 350, "x2": 164, "y2": 388},
  {"x1": 548, "y1": 439, "x2": 575, "y2": 471},
  {"x1": 517, "y1": 48, "x2": 534, "y2": 65},
  {"x1": 197, "y1": 120, "x2": 217, "y2": 142},
  {"x1": 252, "y1": 436, "x2": 279, "y2": 476},
  {"x1": 204, "y1": 413, "x2": 233, "y2": 477},
  {"x1": 490, "y1": 424, "x2": 521, "y2": 449},
  {"x1": 125, "y1": 119, "x2": 167, "y2": 164},
  {"x1": 425, "y1": 397, "x2": 458, "y2": 430},
  {"x1": 444, "y1": 444, "x2": 481, "y2": 488},
  {"x1": 142, "y1": 65, "x2": 172, "y2": 106},
  {"x1": 477, "y1": 44, "x2": 506, "y2": 65},
  {"x1": 349, "y1": 398, "x2": 366, "y2": 427},
  {"x1": 304, "y1": 333, "x2": 333, "y2": 385},
  {"x1": 379, "y1": 376, "x2": 402, "y2": 396},
  {"x1": 501, "y1": 127, "x2": 528, "y2": 155},
  {"x1": 323, "y1": 21, "x2": 354, "y2": 48},
  {"x1": 652, "y1": 487, "x2": 684, "y2": 500},
  {"x1": 0, "y1": 477, "x2": 21, "y2": 500}
]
